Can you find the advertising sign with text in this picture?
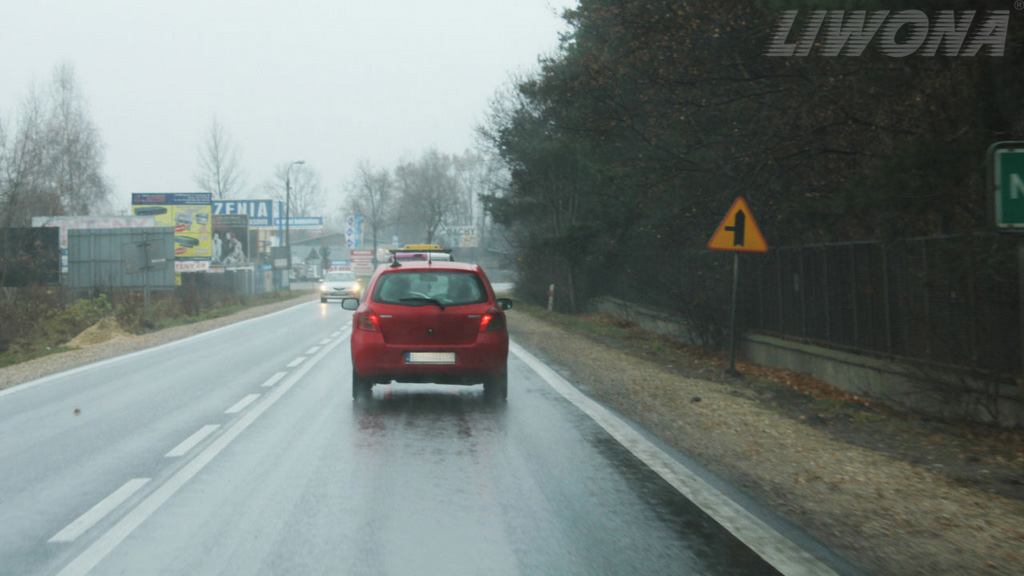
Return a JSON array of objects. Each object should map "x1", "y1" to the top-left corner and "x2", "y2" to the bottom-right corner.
[
  {"x1": 131, "y1": 193, "x2": 213, "y2": 262},
  {"x1": 212, "y1": 199, "x2": 274, "y2": 228}
]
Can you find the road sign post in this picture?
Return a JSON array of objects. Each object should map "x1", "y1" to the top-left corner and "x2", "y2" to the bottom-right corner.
[
  {"x1": 708, "y1": 197, "x2": 768, "y2": 375},
  {"x1": 989, "y1": 142, "x2": 1024, "y2": 377},
  {"x1": 990, "y1": 142, "x2": 1024, "y2": 231}
]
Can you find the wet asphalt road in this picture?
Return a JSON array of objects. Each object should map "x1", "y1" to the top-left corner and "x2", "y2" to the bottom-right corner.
[{"x1": 0, "y1": 301, "x2": 848, "y2": 576}]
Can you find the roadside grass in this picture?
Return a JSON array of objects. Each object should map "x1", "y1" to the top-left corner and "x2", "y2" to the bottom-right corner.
[
  {"x1": 0, "y1": 289, "x2": 309, "y2": 368},
  {"x1": 0, "y1": 345, "x2": 77, "y2": 369},
  {"x1": 508, "y1": 301, "x2": 722, "y2": 374},
  {"x1": 508, "y1": 300, "x2": 883, "y2": 411},
  {"x1": 510, "y1": 301, "x2": 649, "y2": 342},
  {"x1": 150, "y1": 290, "x2": 303, "y2": 331}
]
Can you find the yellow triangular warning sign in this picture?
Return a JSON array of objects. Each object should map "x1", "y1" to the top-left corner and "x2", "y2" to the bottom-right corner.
[{"x1": 707, "y1": 197, "x2": 768, "y2": 253}]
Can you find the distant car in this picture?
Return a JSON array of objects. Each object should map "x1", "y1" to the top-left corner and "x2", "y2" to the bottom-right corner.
[
  {"x1": 319, "y1": 270, "x2": 360, "y2": 303},
  {"x1": 341, "y1": 260, "x2": 513, "y2": 400}
]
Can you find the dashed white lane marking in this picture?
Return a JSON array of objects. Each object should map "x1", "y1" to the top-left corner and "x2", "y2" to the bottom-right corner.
[
  {"x1": 54, "y1": 330, "x2": 350, "y2": 576},
  {"x1": 305, "y1": 346, "x2": 321, "y2": 355},
  {"x1": 319, "y1": 338, "x2": 331, "y2": 345},
  {"x1": 165, "y1": 425, "x2": 220, "y2": 458},
  {"x1": 286, "y1": 357, "x2": 306, "y2": 368},
  {"x1": 510, "y1": 341, "x2": 840, "y2": 576},
  {"x1": 49, "y1": 479, "x2": 150, "y2": 543},
  {"x1": 330, "y1": 330, "x2": 342, "y2": 337},
  {"x1": 261, "y1": 372, "x2": 287, "y2": 388},
  {"x1": 224, "y1": 394, "x2": 260, "y2": 414}
]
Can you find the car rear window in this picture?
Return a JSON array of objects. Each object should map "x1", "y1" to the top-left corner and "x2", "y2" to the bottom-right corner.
[
  {"x1": 373, "y1": 271, "x2": 487, "y2": 306},
  {"x1": 325, "y1": 271, "x2": 355, "y2": 281}
]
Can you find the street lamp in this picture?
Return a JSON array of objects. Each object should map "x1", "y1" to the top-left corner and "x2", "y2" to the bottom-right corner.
[{"x1": 285, "y1": 160, "x2": 305, "y2": 269}]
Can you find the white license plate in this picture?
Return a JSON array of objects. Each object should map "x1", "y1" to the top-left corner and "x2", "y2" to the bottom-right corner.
[{"x1": 406, "y1": 352, "x2": 456, "y2": 364}]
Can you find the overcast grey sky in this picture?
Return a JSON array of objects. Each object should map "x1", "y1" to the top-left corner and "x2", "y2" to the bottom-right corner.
[{"x1": 1, "y1": 0, "x2": 575, "y2": 215}]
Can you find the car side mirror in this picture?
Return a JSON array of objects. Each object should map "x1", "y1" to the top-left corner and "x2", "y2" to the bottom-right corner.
[
  {"x1": 341, "y1": 298, "x2": 360, "y2": 311},
  {"x1": 497, "y1": 298, "x2": 513, "y2": 311}
]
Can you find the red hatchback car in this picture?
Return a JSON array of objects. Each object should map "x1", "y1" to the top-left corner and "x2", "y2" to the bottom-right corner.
[{"x1": 341, "y1": 261, "x2": 513, "y2": 400}]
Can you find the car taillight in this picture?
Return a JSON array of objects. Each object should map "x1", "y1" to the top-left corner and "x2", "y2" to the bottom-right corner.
[
  {"x1": 479, "y1": 310, "x2": 506, "y2": 332},
  {"x1": 355, "y1": 309, "x2": 381, "y2": 332}
]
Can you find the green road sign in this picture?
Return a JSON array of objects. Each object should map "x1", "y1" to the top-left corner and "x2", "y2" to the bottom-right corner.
[{"x1": 991, "y1": 142, "x2": 1024, "y2": 230}]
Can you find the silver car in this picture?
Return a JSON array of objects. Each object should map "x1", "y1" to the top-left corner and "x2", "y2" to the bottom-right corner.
[{"x1": 319, "y1": 270, "x2": 361, "y2": 303}]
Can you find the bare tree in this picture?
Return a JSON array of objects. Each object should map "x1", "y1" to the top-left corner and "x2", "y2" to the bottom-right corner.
[
  {"x1": 193, "y1": 117, "x2": 245, "y2": 199},
  {"x1": 454, "y1": 149, "x2": 505, "y2": 248},
  {"x1": 345, "y1": 161, "x2": 393, "y2": 261},
  {"x1": 260, "y1": 162, "x2": 325, "y2": 218},
  {"x1": 42, "y1": 63, "x2": 111, "y2": 216},
  {"x1": 0, "y1": 91, "x2": 47, "y2": 227},
  {"x1": 395, "y1": 149, "x2": 464, "y2": 244}
]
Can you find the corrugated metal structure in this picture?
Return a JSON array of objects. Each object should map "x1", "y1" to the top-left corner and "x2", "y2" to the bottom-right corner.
[{"x1": 68, "y1": 228, "x2": 176, "y2": 289}]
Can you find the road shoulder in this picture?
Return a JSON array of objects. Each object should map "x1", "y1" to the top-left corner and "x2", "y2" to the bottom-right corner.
[{"x1": 507, "y1": 307, "x2": 1024, "y2": 576}]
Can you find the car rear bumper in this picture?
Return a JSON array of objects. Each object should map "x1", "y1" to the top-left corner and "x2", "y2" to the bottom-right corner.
[
  {"x1": 321, "y1": 290, "x2": 358, "y2": 299},
  {"x1": 351, "y1": 332, "x2": 508, "y2": 384}
]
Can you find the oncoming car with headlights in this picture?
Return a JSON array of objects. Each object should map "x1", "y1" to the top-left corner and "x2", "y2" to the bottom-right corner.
[
  {"x1": 341, "y1": 260, "x2": 512, "y2": 400},
  {"x1": 319, "y1": 270, "x2": 361, "y2": 303}
]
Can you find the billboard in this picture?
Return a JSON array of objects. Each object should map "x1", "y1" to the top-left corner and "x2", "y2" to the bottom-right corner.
[
  {"x1": 32, "y1": 215, "x2": 156, "y2": 273},
  {"x1": 273, "y1": 217, "x2": 323, "y2": 230},
  {"x1": 212, "y1": 214, "x2": 250, "y2": 266},
  {"x1": 444, "y1": 225, "x2": 478, "y2": 248},
  {"x1": 212, "y1": 199, "x2": 274, "y2": 228},
  {"x1": 131, "y1": 194, "x2": 212, "y2": 268}
]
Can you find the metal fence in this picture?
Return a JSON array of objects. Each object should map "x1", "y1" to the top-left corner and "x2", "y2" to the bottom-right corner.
[
  {"x1": 67, "y1": 228, "x2": 175, "y2": 290},
  {"x1": 750, "y1": 236, "x2": 1020, "y2": 375},
  {"x1": 176, "y1": 268, "x2": 282, "y2": 305},
  {"x1": 607, "y1": 234, "x2": 1021, "y2": 378}
]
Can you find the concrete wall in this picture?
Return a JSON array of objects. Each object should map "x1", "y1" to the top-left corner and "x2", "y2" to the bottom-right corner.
[{"x1": 589, "y1": 296, "x2": 1024, "y2": 429}]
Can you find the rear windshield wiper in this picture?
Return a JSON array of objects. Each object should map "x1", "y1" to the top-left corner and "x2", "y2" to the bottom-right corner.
[{"x1": 398, "y1": 297, "x2": 445, "y2": 310}]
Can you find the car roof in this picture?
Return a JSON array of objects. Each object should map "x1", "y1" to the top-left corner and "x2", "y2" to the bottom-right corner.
[{"x1": 380, "y1": 260, "x2": 480, "y2": 273}]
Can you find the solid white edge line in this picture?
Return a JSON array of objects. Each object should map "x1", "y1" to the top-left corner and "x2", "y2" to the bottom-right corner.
[
  {"x1": 261, "y1": 372, "x2": 287, "y2": 388},
  {"x1": 224, "y1": 394, "x2": 260, "y2": 415},
  {"x1": 54, "y1": 329, "x2": 351, "y2": 576},
  {"x1": 49, "y1": 479, "x2": 150, "y2": 543},
  {"x1": 164, "y1": 425, "x2": 220, "y2": 458},
  {"x1": 305, "y1": 346, "x2": 321, "y2": 355},
  {"x1": 0, "y1": 300, "x2": 316, "y2": 400},
  {"x1": 509, "y1": 341, "x2": 840, "y2": 576},
  {"x1": 286, "y1": 357, "x2": 306, "y2": 368}
]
